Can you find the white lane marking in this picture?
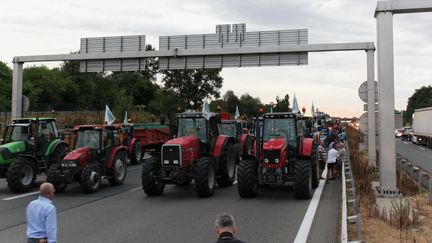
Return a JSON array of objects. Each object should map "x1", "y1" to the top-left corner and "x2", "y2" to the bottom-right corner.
[
  {"x1": 293, "y1": 166, "x2": 328, "y2": 243},
  {"x1": 233, "y1": 180, "x2": 238, "y2": 185},
  {"x1": 2, "y1": 191, "x2": 39, "y2": 201},
  {"x1": 128, "y1": 186, "x2": 142, "y2": 192},
  {"x1": 419, "y1": 147, "x2": 426, "y2": 151}
]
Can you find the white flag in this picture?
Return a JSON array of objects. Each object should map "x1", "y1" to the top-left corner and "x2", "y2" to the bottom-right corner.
[
  {"x1": 292, "y1": 94, "x2": 299, "y2": 114},
  {"x1": 123, "y1": 110, "x2": 128, "y2": 124},
  {"x1": 234, "y1": 105, "x2": 240, "y2": 119},
  {"x1": 104, "y1": 105, "x2": 116, "y2": 125},
  {"x1": 202, "y1": 99, "x2": 212, "y2": 120},
  {"x1": 311, "y1": 102, "x2": 316, "y2": 117}
]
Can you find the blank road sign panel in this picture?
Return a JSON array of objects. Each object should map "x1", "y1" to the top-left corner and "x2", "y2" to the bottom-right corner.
[{"x1": 159, "y1": 24, "x2": 308, "y2": 69}]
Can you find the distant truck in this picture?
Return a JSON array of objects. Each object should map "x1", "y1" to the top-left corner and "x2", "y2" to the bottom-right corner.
[{"x1": 412, "y1": 107, "x2": 432, "y2": 148}]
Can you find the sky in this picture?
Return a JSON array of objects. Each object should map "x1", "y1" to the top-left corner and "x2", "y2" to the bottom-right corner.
[{"x1": 1, "y1": 0, "x2": 431, "y2": 117}]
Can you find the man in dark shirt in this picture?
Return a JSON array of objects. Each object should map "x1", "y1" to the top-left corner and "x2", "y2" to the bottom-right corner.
[{"x1": 215, "y1": 213, "x2": 246, "y2": 243}]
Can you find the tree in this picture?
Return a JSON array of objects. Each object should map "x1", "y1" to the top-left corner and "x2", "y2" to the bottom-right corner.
[
  {"x1": 113, "y1": 89, "x2": 134, "y2": 120},
  {"x1": 239, "y1": 93, "x2": 261, "y2": 118},
  {"x1": 209, "y1": 99, "x2": 226, "y2": 112},
  {"x1": 404, "y1": 85, "x2": 432, "y2": 123},
  {"x1": 273, "y1": 94, "x2": 291, "y2": 112},
  {"x1": 223, "y1": 90, "x2": 239, "y2": 114},
  {"x1": 161, "y1": 69, "x2": 223, "y2": 110},
  {"x1": 0, "y1": 62, "x2": 12, "y2": 112}
]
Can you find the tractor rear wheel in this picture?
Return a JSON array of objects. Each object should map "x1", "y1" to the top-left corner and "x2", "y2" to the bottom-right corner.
[
  {"x1": 7, "y1": 157, "x2": 36, "y2": 193},
  {"x1": 195, "y1": 156, "x2": 216, "y2": 197},
  {"x1": 81, "y1": 163, "x2": 101, "y2": 193},
  {"x1": 311, "y1": 145, "x2": 319, "y2": 188},
  {"x1": 108, "y1": 151, "x2": 127, "y2": 185},
  {"x1": 130, "y1": 141, "x2": 142, "y2": 165},
  {"x1": 216, "y1": 143, "x2": 237, "y2": 187},
  {"x1": 47, "y1": 163, "x2": 67, "y2": 193},
  {"x1": 237, "y1": 158, "x2": 258, "y2": 198},
  {"x1": 141, "y1": 157, "x2": 164, "y2": 196},
  {"x1": 48, "y1": 143, "x2": 68, "y2": 170},
  {"x1": 293, "y1": 160, "x2": 313, "y2": 199}
]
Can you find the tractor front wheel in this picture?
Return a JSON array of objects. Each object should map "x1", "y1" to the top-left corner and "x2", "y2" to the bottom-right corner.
[
  {"x1": 195, "y1": 156, "x2": 216, "y2": 197},
  {"x1": 237, "y1": 158, "x2": 258, "y2": 198},
  {"x1": 47, "y1": 163, "x2": 67, "y2": 193},
  {"x1": 216, "y1": 143, "x2": 237, "y2": 187},
  {"x1": 7, "y1": 157, "x2": 36, "y2": 193},
  {"x1": 48, "y1": 143, "x2": 68, "y2": 170},
  {"x1": 141, "y1": 157, "x2": 164, "y2": 196},
  {"x1": 108, "y1": 151, "x2": 127, "y2": 186},
  {"x1": 81, "y1": 164, "x2": 101, "y2": 193},
  {"x1": 293, "y1": 160, "x2": 313, "y2": 199},
  {"x1": 130, "y1": 141, "x2": 142, "y2": 165}
]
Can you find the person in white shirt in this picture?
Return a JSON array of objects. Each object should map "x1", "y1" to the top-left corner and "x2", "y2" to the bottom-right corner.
[{"x1": 326, "y1": 144, "x2": 340, "y2": 180}]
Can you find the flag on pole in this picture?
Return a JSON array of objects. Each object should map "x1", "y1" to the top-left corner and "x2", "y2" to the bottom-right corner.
[
  {"x1": 234, "y1": 105, "x2": 240, "y2": 119},
  {"x1": 123, "y1": 110, "x2": 128, "y2": 124},
  {"x1": 292, "y1": 94, "x2": 299, "y2": 113},
  {"x1": 202, "y1": 99, "x2": 212, "y2": 120},
  {"x1": 104, "y1": 105, "x2": 116, "y2": 125},
  {"x1": 270, "y1": 106, "x2": 273, "y2": 113},
  {"x1": 311, "y1": 102, "x2": 315, "y2": 117}
]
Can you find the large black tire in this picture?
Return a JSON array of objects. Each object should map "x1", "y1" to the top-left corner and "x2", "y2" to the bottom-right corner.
[
  {"x1": 108, "y1": 151, "x2": 127, "y2": 185},
  {"x1": 237, "y1": 158, "x2": 258, "y2": 198},
  {"x1": 141, "y1": 157, "x2": 164, "y2": 196},
  {"x1": 195, "y1": 156, "x2": 216, "y2": 197},
  {"x1": 47, "y1": 164, "x2": 67, "y2": 193},
  {"x1": 81, "y1": 163, "x2": 101, "y2": 193},
  {"x1": 311, "y1": 145, "x2": 319, "y2": 188},
  {"x1": 216, "y1": 143, "x2": 237, "y2": 187},
  {"x1": 48, "y1": 143, "x2": 68, "y2": 170},
  {"x1": 293, "y1": 160, "x2": 313, "y2": 199},
  {"x1": 7, "y1": 157, "x2": 37, "y2": 193},
  {"x1": 130, "y1": 141, "x2": 142, "y2": 165}
]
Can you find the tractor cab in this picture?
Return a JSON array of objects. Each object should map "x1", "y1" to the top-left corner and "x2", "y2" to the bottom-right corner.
[
  {"x1": 297, "y1": 116, "x2": 314, "y2": 138},
  {"x1": 218, "y1": 120, "x2": 243, "y2": 140}
]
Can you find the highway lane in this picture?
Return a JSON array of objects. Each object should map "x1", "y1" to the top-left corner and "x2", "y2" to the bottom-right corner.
[
  {"x1": 0, "y1": 163, "x2": 339, "y2": 243},
  {"x1": 396, "y1": 139, "x2": 432, "y2": 173}
]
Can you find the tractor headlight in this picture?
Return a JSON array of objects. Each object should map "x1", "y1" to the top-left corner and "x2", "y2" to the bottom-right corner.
[
  {"x1": 173, "y1": 160, "x2": 179, "y2": 165},
  {"x1": 275, "y1": 158, "x2": 280, "y2": 164},
  {"x1": 163, "y1": 160, "x2": 169, "y2": 165},
  {"x1": 264, "y1": 158, "x2": 269, "y2": 163}
]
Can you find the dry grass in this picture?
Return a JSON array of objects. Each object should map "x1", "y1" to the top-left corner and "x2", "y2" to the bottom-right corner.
[{"x1": 347, "y1": 125, "x2": 432, "y2": 243}]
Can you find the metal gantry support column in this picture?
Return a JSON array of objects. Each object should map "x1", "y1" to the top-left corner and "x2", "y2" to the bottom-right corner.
[
  {"x1": 366, "y1": 49, "x2": 376, "y2": 168},
  {"x1": 11, "y1": 62, "x2": 23, "y2": 120},
  {"x1": 376, "y1": 11, "x2": 397, "y2": 194}
]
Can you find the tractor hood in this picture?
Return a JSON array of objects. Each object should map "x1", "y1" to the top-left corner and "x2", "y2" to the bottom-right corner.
[
  {"x1": 64, "y1": 146, "x2": 92, "y2": 161},
  {"x1": 263, "y1": 138, "x2": 286, "y2": 151},
  {"x1": 165, "y1": 136, "x2": 200, "y2": 148},
  {"x1": 0, "y1": 141, "x2": 26, "y2": 165}
]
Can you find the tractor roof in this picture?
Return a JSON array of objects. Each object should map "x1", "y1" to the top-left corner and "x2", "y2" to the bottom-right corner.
[
  {"x1": 263, "y1": 112, "x2": 297, "y2": 119},
  {"x1": 12, "y1": 118, "x2": 56, "y2": 124}
]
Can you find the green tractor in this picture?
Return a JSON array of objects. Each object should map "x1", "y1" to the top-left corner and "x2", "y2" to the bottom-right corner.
[{"x1": 0, "y1": 118, "x2": 68, "y2": 193}]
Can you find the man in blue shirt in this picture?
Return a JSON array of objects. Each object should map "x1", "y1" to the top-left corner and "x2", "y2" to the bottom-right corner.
[{"x1": 26, "y1": 182, "x2": 57, "y2": 243}]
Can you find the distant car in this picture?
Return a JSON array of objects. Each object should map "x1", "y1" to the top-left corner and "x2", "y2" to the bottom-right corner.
[
  {"x1": 401, "y1": 127, "x2": 413, "y2": 141},
  {"x1": 395, "y1": 129, "x2": 403, "y2": 138}
]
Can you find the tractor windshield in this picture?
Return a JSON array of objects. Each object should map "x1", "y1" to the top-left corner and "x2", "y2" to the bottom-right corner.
[
  {"x1": 177, "y1": 117, "x2": 207, "y2": 142},
  {"x1": 75, "y1": 130, "x2": 101, "y2": 150},
  {"x1": 263, "y1": 118, "x2": 296, "y2": 142},
  {"x1": 6, "y1": 124, "x2": 32, "y2": 142},
  {"x1": 218, "y1": 123, "x2": 237, "y2": 138}
]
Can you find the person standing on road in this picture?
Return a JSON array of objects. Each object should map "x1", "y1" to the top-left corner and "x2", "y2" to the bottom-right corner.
[
  {"x1": 215, "y1": 213, "x2": 246, "y2": 243},
  {"x1": 317, "y1": 140, "x2": 327, "y2": 180},
  {"x1": 326, "y1": 144, "x2": 340, "y2": 181},
  {"x1": 26, "y1": 182, "x2": 57, "y2": 243}
]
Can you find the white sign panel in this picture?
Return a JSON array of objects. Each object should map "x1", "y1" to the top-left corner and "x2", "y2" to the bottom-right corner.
[{"x1": 358, "y1": 81, "x2": 378, "y2": 103}]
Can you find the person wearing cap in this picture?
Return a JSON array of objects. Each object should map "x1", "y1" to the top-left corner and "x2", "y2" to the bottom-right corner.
[
  {"x1": 215, "y1": 213, "x2": 246, "y2": 243},
  {"x1": 26, "y1": 182, "x2": 57, "y2": 243}
]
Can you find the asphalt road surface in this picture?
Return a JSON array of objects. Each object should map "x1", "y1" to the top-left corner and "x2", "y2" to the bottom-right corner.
[
  {"x1": 0, "y1": 163, "x2": 340, "y2": 243},
  {"x1": 396, "y1": 139, "x2": 432, "y2": 173}
]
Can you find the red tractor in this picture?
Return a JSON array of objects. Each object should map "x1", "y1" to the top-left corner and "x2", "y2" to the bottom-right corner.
[
  {"x1": 217, "y1": 120, "x2": 253, "y2": 159},
  {"x1": 141, "y1": 112, "x2": 237, "y2": 197},
  {"x1": 237, "y1": 112, "x2": 319, "y2": 199},
  {"x1": 47, "y1": 125, "x2": 128, "y2": 193}
]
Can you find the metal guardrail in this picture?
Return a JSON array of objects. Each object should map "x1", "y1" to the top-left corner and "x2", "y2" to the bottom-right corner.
[
  {"x1": 341, "y1": 142, "x2": 362, "y2": 243},
  {"x1": 396, "y1": 154, "x2": 432, "y2": 204}
]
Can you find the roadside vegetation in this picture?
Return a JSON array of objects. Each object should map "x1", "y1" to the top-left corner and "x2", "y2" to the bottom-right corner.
[{"x1": 347, "y1": 126, "x2": 432, "y2": 242}]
